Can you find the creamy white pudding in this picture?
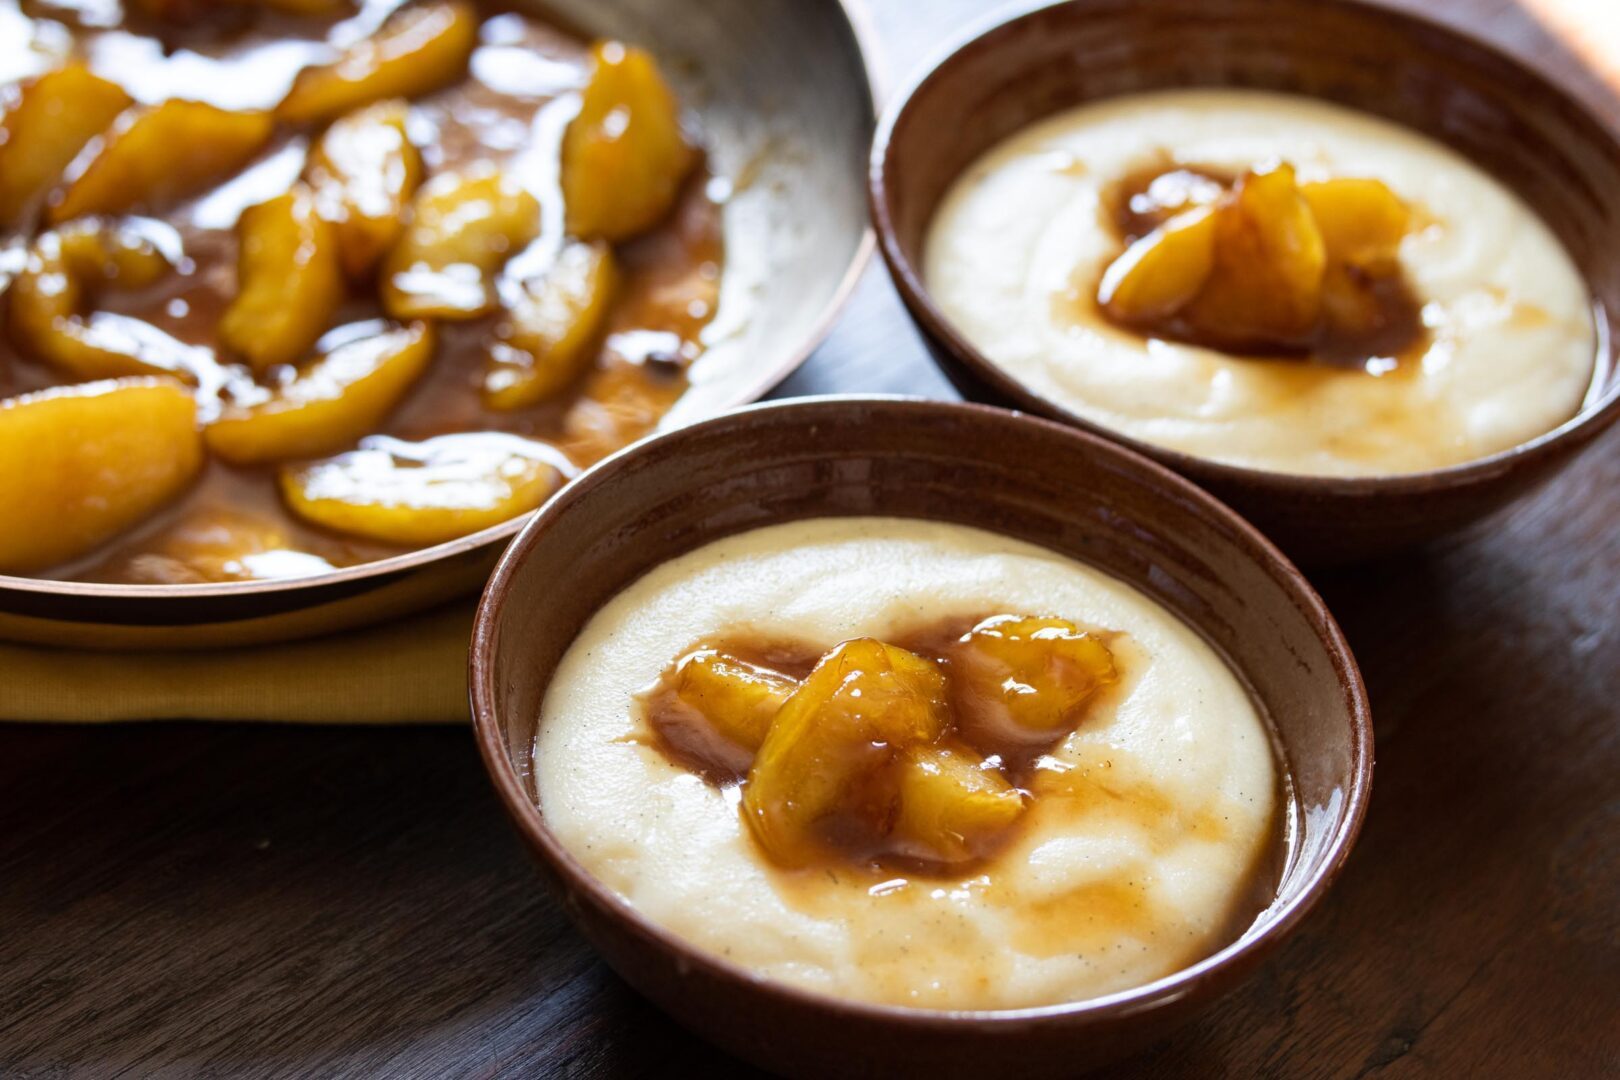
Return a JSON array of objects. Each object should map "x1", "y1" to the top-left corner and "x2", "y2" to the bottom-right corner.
[
  {"x1": 534, "y1": 516, "x2": 1281, "y2": 1010},
  {"x1": 924, "y1": 89, "x2": 1597, "y2": 477}
]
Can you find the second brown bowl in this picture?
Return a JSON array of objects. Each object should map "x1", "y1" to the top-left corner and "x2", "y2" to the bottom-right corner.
[
  {"x1": 470, "y1": 396, "x2": 1373, "y2": 1077},
  {"x1": 871, "y1": 0, "x2": 1620, "y2": 564}
]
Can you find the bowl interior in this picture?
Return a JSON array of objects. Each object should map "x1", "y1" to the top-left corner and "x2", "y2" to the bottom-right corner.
[
  {"x1": 874, "y1": 0, "x2": 1620, "y2": 460},
  {"x1": 0, "y1": 0, "x2": 875, "y2": 617},
  {"x1": 474, "y1": 397, "x2": 1372, "y2": 1023}
]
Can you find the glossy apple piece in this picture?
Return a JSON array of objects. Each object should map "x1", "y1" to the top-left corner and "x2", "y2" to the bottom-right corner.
[
  {"x1": 1099, "y1": 205, "x2": 1218, "y2": 323},
  {"x1": 204, "y1": 321, "x2": 434, "y2": 465},
  {"x1": 1183, "y1": 163, "x2": 1327, "y2": 347},
  {"x1": 1302, "y1": 177, "x2": 1411, "y2": 271},
  {"x1": 380, "y1": 167, "x2": 540, "y2": 320},
  {"x1": 742, "y1": 638, "x2": 948, "y2": 867},
  {"x1": 0, "y1": 378, "x2": 201, "y2": 573},
  {"x1": 48, "y1": 100, "x2": 274, "y2": 224},
  {"x1": 279, "y1": 431, "x2": 568, "y2": 545},
  {"x1": 108, "y1": 508, "x2": 339, "y2": 584},
  {"x1": 305, "y1": 99, "x2": 423, "y2": 279},
  {"x1": 219, "y1": 185, "x2": 344, "y2": 373},
  {"x1": 892, "y1": 744, "x2": 1026, "y2": 863},
  {"x1": 0, "y1": 61, "x2": 132, "y2": 227},
  {"x1": 672, "y1": 649, "x2": 798, "y2": 753},
  {"x1": 6, "y1": 219, "x2": 201, "y2": 381},
  {"x1": 275, "y1": 0, "x2": 477, "y2": 124},
  {"x1": 562, "y1": 41, "x2": 696, "y2": 242},
  {"x1": 1303, "y1": 178, "x2": 1414, "y2": 344},
  {"x1": 950, "y1": 614, "x2": 1118, "y2": 747},
  {"x1": 484, "y1": 240, "x2": 618, "y2": 410},
  {"x1": 130, "y1": 0, "x2": 352, "y2": 15}
]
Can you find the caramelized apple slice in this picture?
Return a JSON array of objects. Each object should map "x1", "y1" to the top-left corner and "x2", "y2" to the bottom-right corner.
[
  {"x1": 305, "y1": 99, "x2": 423, "y2": 279},
  {"x1": 219, "y1": 185, "x2": 344, "y2": 373},
  {"x1": 381, "y1": 167, "x2": 541, "y2": 320},
  {"x1": 258, "y1": 0, "x2": 352, "y2": 12},
  {"x1": 1098, "y1": 205, "x2": 1217, "y2": 323},
  {"x1": 276, "y1": 0, "x2": 477, "y2": 124},
  {"x1": 279, "y1": 432, "x2": 567, "y2": 545},
  {"x1": 48, "y1": 101, "x2": 274, "y2": 225},
  {"x1": 950, "y1": 615, "x2": 1117, "y2": 747},
  {"x1": 893, "y1": 745, "x2": 1025, "y2": 863},
  {"x1": 0, "y1": 62, "x2": 132, "y2": 226},
  {"x1": 7, "y1": 219, "x2": 201, "y2": 380},
  {"x1": 1113, "y1": 166, "x2": 1228, "y2": 238},
  {"x1": 1301, "y1": 177, "x2": 1410, "y2": 271},
  {"x1": 743, "y1": 639, "x2": 948, "y2": 867},
  {"x1": 205, "y1": 321, "x2": 434, "y2": 465},
  {"x1": 128, "y1": 0, "x2": 351, "y2": 15},
  {"x1": 108, "y1": 508, "x2": 338, "y2": 584},
  {"x1": 0, "y1": 378, "x2": 201, "y2": 573},
  {"x1": 673, "y1": 649, "x2": 797, "y2": 753},
  {"x1": 1182, "y1": 163, "x2": 1327, "y2": 347},
  {"x1": 484, "y1": 240, "x2": 618, "y2": 410},
  {"x1": 562, "y1": 41, "x2": 696, "y2": 242}
]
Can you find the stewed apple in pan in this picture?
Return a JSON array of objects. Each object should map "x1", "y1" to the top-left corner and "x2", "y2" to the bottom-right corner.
[{"x1": 0, "y1": 0, "x2": 723, "y2": 581}]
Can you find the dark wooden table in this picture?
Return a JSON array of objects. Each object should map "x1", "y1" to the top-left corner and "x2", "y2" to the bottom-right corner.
[{"x1": 4, "y1": 1, "x2": 1618, "y2": 1076}]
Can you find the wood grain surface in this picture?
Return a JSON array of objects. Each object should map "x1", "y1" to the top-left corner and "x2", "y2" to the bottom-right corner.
[{"x1": 3, "y1": 0, "x2": 1618, "y2": 1076}]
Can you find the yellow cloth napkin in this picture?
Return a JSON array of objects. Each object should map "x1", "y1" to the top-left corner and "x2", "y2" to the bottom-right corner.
[{"x1": 0, "y1": 600, "x2": 474, "y2": 723}]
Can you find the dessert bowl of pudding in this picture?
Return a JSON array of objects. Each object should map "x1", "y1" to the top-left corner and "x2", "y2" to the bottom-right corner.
[
  {"x1": 0, "y1": 0, "x2": 875, "y2": 647},
  {"x1": 871, "y1": 0, "x2": 1620, "y2": 563},
  {"x1": 470, "y1": 397, "x2": 1373, "y2": 1076}
]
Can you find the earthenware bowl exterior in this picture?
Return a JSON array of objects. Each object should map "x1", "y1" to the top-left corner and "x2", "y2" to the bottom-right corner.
[
  {"x1": 0, "y1": 0, "x2": 878, "y2": 650},
  {"x1": 871, "y1": 0, "x2": 1620, "y2": 564},
  {"x1": 470, "y1": 397, "x2": 1374, "y2": 1077}
]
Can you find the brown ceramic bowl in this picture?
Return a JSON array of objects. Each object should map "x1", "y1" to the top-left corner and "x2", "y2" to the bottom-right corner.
[
  {"x1": 470, "y1": 397, "x2": 1373, "y2": 1077},
  {"x1": 870, "y1": 0, "x2": 1620, "y2": 564},
  {"x1": 0, "y1": 0, "x2": 877, "y2": 650}
]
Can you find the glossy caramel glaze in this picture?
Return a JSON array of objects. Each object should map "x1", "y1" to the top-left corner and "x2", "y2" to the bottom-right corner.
[
  {"x1": 642, "y1": 614, "x2": 1284, "y2": 899},
  {"x1": 638, "y1": 611, "x2": 1287, "y2": 999},
  {"x1": 1098, "y1": 160, "x2": 1427, "y2": 371},
  {"x1": 0, "y1": 0, "x2": 723, "y2": 583}
]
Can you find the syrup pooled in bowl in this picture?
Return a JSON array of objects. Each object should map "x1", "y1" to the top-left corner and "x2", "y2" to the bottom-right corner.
[{"x1": 1097, "y1": 159, "x2": 1428, "y2": 372}]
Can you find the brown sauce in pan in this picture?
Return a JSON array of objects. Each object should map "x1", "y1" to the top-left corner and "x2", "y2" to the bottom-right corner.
[{"x1": 0, "y1": 0, "x2": 724, "y2": 582}]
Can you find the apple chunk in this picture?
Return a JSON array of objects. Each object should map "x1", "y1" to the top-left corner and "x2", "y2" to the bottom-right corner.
[
  {"x1": 0, "y1": 378, "x2": 201, "y2": 573},
  {"x1": 305, "y1": 99, "x2": 423, "y2": 279},
  {"x1": 562, "y1": 41, "x2": 696, "y2": 242},
  {"x1": 0, "y1": 62, "x2": 132, "y2": 226},
  {"x1": 48, "y1": 100, "x2": 273, "y2": 224},
  {"x1": 279, "y1": 432, "x2": 569, "y2": 545},
  {"x1": 893, "y1": 745, "x2": 1026, "y2": 864},
  {"x1": 672, "y1": 649, "x2": 797, "y2": 753},
  {"x1": 276, "y1": 0, "x2": 477, "y2": 124},
  {"x1": 743, "y1": 638, "x2": 947, "y2": 867},
  {"x1": 380, "y1": 167, "x2": 540, "y2": 320},
  {"x1": 204, "y1": 321, "x2": 434, "y2": 465},
  {"x1": 219, "y1": 185, "x2": 345, "y2": 373},
  {"x1": 483, "y1": 240, "x2": 618, "y2": 410}
]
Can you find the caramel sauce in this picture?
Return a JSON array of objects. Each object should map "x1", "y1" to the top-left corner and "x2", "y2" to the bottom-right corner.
[
  {"x1": 1096, "y1": 160, "x2": 1429, "y2": 373},
  {"x1": 0, "y1": 1, "x2": 724, "y2": 583},
  {"x1": 642, "y1": 616, "x2": 1090, "y2": 879},
  {"x1": 1107, "y1": 160, "x2": 1234, "y2": 245},
  {"x1": 639, "y1": 616, "x2": 1292, "y2": 1002},
  {"x1": 643, "y1": 615, "x2": 1104, "y2": 803}
]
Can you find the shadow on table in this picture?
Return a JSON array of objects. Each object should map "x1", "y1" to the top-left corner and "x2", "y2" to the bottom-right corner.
[{"x1": 0, "y1": 722, "x2": 766, "y2": 1077}]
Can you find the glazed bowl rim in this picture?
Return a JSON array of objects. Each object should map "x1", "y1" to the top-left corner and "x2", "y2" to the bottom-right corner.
[
  {"x1": 468, "y1": 393, "x2": 1375, "y2": 1029},
  {"x1": 0, "y1": 0, "x2": 882, "y2": 603},
  {"x1": 868, "y1": 0, "x2": 1620, "y2": 497}
]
